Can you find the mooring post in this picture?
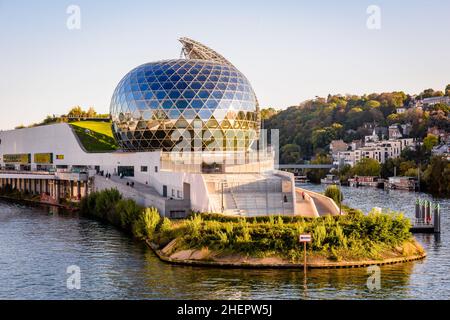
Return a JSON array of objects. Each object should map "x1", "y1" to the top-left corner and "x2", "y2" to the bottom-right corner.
[
  {"x1": 415, "y1": 198, "x2": 420, "y2": 224},
  {"x1": 434, "y1": 203, "x2": 441, "y2": 234},
  {"x1": 421, "y1": 199, "x2": 426, "y2": 224},
  {"x1": 428, "y1": 201, "x2": 432, "y2": 224}
]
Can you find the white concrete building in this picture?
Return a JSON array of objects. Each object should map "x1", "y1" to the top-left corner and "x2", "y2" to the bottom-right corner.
[
  {"x1": 0, "y1": 123, "x2": 300, "y2": 217},
  {"x1": 334, "y1": 138, "x2": 415, "y2": 167}
]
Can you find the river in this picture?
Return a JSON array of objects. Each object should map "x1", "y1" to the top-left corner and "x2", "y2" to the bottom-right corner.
[{"x1": 0, "y1": 185, "x2": 448, "y2": 300}]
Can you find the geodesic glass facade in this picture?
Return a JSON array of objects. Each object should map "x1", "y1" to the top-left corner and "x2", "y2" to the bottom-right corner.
[{"x1": 110, "y1": 59, "x2": 260, "y2": 152}]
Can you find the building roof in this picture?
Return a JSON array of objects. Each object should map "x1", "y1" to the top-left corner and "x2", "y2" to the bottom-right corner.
[{"x1": 179, "y1": 37, "x2": 236, "y2": 68}]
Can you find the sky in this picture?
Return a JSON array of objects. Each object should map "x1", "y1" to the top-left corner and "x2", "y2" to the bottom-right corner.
[{"x1": 0, "y1": 0, "x2": 449, "y2": 130}]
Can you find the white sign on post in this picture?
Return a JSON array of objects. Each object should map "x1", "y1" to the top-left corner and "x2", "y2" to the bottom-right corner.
[{"x1": 299, "y1": 234, "x2": 312, "y2": 242}]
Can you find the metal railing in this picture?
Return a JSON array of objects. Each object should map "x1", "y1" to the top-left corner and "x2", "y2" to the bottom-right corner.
[{"x1": 160, "y1": 150, "x2": 275, "y2": 174}]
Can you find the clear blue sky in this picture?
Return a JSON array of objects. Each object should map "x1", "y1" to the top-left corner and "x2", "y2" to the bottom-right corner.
[{"x1": 0, "y1": 0, "x2": 449, "y2": 129}]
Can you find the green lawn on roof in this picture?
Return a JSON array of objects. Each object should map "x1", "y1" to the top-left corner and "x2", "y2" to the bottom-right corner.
[{"x1": 70, "y1": 121, "x2": 118, "y2": 152}]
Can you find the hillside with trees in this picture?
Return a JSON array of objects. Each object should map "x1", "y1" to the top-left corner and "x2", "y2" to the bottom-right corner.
[
  {"x1": 264, "y1": 86, "x2": 449, "y2": 163},
  {"x1": 264, "y1": 86, "x2": 450, "y2": 196}
]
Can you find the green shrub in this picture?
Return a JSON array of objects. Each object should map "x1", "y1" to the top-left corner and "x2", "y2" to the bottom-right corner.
[
  {"x1": 324, "y1": 185, "x2": 343, "y2": 204},
  {"x1": 115, "y1": 199, "x2": 142, "y2": 230},
  {"x1": 132, "y1": 207, "x2": 161, "y2": 239},
  {"x1": 94, "y1": 188, "x2": 121, "y2": 219}
]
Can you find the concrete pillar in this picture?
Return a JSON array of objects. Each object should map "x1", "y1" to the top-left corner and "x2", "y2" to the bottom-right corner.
[
  {"x1": 55, "y1": 180, "x2": 60, "y2": 203},
  {"x1": 70, "y1": 181, "x2": 74, "y2": 200},
  {"x1": 77, "y1": 181, "x2": 81, "y2": 199},
  {"x1": 84, "y1": 181, "x2": 88, "y2": 197}
]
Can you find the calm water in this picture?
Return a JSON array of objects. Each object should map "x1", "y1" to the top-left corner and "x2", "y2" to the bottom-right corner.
[{"x1": 0, "y1": 185, "x2": 448, "y2": 300}]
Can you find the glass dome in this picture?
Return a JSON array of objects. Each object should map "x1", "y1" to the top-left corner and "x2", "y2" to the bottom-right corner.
[{"x1": 110, "y1": 59, "x2": 260, "y2": 152}]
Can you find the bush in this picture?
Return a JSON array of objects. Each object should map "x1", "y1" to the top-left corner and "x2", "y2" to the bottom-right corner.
[
  {"x1": 115, "y1": 199, "x2": 142, "y2": 230},
  {"x1": 132, "y1": 207, "x2": 161, "y2": 239},
  {"x1": 81, "y1": 189, "x2": 162, "y2": 240},
  {"x1": 324, "y1": 185, "x2": 343, "y2": 204}
]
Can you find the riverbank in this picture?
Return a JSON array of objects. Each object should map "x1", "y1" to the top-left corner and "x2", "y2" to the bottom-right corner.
[
  {"x1": 0, "y1": 194, "x2": 79, "y2": 211},
  {"x1": 79, "y1": 189, "x2": 426, "y2": 269},
  {"x1": 147, "y1": 239, "x2": 426, "y2": 269}
]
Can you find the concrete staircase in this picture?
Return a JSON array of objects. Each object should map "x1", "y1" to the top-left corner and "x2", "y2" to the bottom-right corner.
[{"x1": 203, "y1": 173, "x2": 294, "y2": 216}]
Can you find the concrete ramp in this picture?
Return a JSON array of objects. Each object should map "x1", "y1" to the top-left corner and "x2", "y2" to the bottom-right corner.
[{"x1": 296, "y1": 187, "x2": 341, "y2": 216}]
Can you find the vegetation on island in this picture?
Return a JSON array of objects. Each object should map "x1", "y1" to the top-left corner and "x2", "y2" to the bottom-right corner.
[{"x1": 80, "y1": 189, "x2": 423, "y2": 264}]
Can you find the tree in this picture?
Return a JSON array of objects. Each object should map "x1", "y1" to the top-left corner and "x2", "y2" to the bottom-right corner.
[
  {"x1": 352, "y1": 158, "x2": 381, "y2": 176},
  {"x1": 68, "y1": 106, "x2": 84, "y2": 118},
  {"x1": 364, "y1": 100, "x2": 381, "y2": 109},
  {"x1": 381, "y1": 158, "x2": 402, "y2": 178},
  {"x1": 387, "y1": 113, "x2": 400, "y2": 124},
  {"x1": 324, "y1": 185, "x2": 343, "y2": 204},
  {"x1": 423, "y1": 134, "x2": 439, "y2": 151},
  {"x1": 336, "y1": 164, "x2": 352, "y2": 182},
  {"x1": 423, "y1": 156, "x2": 450, "y2": 196},
  {"x1": 420, "y1": 89, "x2": 436, "y2": 99},
  {"x1": 86, "y1": 107, "x2": 97, "y2": 118},
  {"x1": 312, "y1": 128, "x2": 334, "y2": 150},
  {"x1": 280, "y1": 144, "x2": 301, "y2": 164},
  {"x1": 446, "y1": 84, "x2": 450, "y2": 97},
  {"x1": 306, "y1": 154, "x2": 332, "y2": 183},
  {"x1": 399, "y1": 160, "x2": 416, "y2": 176},
  {"x1": 260, "y1": 107, "x2": 278, "y2": 120}
]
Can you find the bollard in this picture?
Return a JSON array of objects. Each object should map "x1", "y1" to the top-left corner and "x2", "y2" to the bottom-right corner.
[
  {"x1": 433, "y1": 203, "x2": 441, "y2": 233},
  {"x1": 420, "y1": 199, "x2": 425, "y2": 224},
  {"x1": 415, "y1": 199, "x2": 420, "y2": 224},
  {"x1": 427, "y1": 201, "x2": 432, "y2": 224}
]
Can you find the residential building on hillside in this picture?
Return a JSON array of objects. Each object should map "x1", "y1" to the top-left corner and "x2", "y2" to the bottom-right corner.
[
  {"x1": 428, "y1": 127, "x2": 450, "y2": 143},
  {"x1": 421, "y1": 96, "x2": 450, "y2": 106},
  {"x1": 333, "y1": 138, "x2": 415, "y2": 167},
  {"x1": 389, "y1": 124, "x2": 403, "y2": 140},
  {"x1": 330, "y1": 140, "x2": 349, "y2": 155},
  {"x1": 432, "y1": 144, "x2": 450, "y2": 160}
]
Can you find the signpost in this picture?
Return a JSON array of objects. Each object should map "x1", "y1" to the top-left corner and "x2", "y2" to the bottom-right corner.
[{"x1": 299, "y1": 234, "x2": 312, "y2": 275}]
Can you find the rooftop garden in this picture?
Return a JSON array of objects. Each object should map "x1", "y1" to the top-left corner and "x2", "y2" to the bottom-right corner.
[{"x1": 70, "y1": 121, "x2": 118, "y2": 152}]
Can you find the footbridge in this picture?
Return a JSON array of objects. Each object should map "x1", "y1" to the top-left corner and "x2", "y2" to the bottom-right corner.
[{"x1": 277, "y1": 164, "x2": 336, "y2": 169}]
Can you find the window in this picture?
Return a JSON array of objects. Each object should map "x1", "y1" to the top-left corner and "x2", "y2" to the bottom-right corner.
[
  {"x1": 172, "y1": 189, "x2": 175, "y2": 197},
  {"x1": 155, "y1": 166, "x2": 158, "y2": 173},
  {"x1": 141, "y1": 166, "x2": 148, "y2": 172},
  {"x1": 118, "y1": 166, "x2": 134, "y2": 177},
  {"x1": 177, "y1": 190, "x2": 182, "y2": 199}
]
